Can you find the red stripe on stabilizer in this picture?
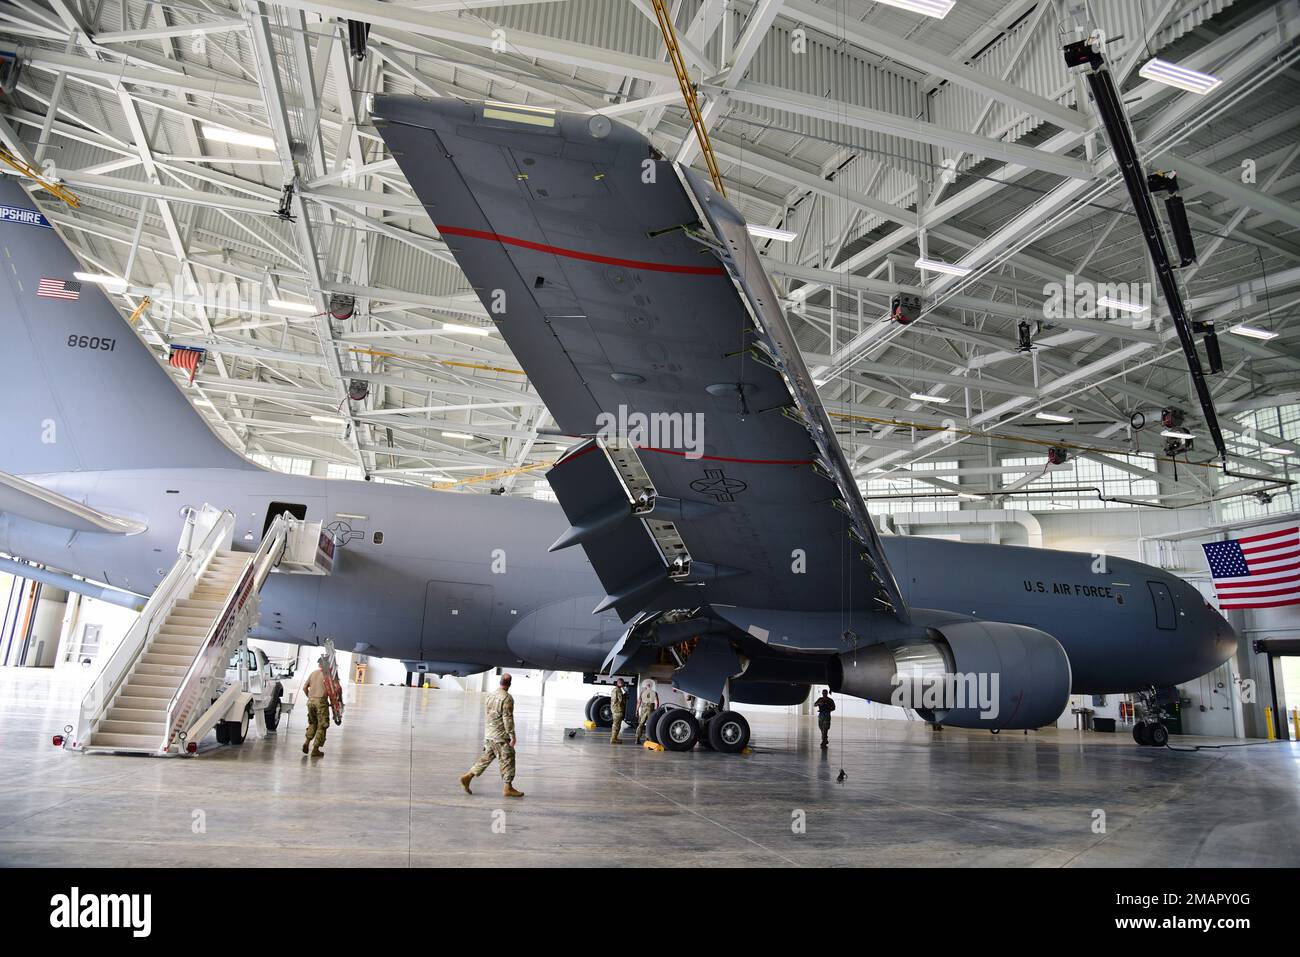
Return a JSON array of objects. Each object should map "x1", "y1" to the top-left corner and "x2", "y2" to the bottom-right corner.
[
  {"x1": 1237, "y1": 526, "x2": 1299, "y2": 545},
  {"x1": 435, "y1": 224, "x2": 725, "y2": 275},
  {"x1": 640, "y1": 446, "x2": 814, "y2": 466}
]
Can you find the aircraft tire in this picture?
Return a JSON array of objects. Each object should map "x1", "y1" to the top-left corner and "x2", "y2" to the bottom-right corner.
[
  {"x1": 659, "y1": 709, "x2": 699, "y2": 751},
  {"x1": 592, "y1": 696, "x2": 614, "y2": 727},
  {"x1": 645, "y1": 705, "x2": 673, "y2": 745},
  {"x1": 1133, "y1": 722, "x2": 1152, "y2": 746},
  {"x1": 708, "y1": 711, "x2": 750, "y2": 753},
  {"x1": 583, "y1": 695, "x2": 601, "y2": 723},
  {"x1": 1149, "y1": 723, "x2": 1169, "y2": 747}
]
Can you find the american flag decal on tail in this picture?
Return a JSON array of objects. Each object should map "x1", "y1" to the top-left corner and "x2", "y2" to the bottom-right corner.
[
  {"x1": 1202, "y1": 527, "x2": 1300, "y2": 610},
  {"x1": 37, "y1": 277, "x2": 81, "y2": 300}
]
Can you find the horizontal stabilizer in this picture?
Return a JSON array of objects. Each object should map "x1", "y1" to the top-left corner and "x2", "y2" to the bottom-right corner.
[{"x1": 0, "y1": 471, "x2": 145, "y2": 534}]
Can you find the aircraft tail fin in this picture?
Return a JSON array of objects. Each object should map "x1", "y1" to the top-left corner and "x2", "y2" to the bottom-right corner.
[{"x1": 0, "y1": 181, "x2": 251, "y2": 475}]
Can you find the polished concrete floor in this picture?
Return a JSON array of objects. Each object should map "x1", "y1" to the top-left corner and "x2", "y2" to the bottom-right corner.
[{"x1": 2, "y1": 669, "x2": 1298, "y2": 867}]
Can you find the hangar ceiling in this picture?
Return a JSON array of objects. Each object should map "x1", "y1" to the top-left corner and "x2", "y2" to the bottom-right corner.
[{"x1": 1, "y1": 0, "x2": 1297, "y2": 509}]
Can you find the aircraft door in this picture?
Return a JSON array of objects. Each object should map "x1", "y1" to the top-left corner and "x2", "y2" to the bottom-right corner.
[
  {"x1": 1148, "y1": 581, "x2": 1177, "y2": 630},
  {"x1": 421, "y1": 580, "x2": 494, "y2": 657}
]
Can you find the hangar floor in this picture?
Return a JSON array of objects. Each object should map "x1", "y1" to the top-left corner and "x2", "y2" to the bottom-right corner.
[{"x1": 2, "y1": 671, "x2": 1296, "y2": 867}]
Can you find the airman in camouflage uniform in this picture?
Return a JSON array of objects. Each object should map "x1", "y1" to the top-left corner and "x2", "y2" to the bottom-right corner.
[
  {"x1": 460, "y1": 673, "x2": 524, "y2": 797},
  {"x1": 301, "y1": 655, "x2": 331, "y2": 757},
  {"x1": 635, "y1": 679, "x2": 659, "y2": 744},
  {"x1": 609, "y1": 678, "x2": 627, "y2": 744}
]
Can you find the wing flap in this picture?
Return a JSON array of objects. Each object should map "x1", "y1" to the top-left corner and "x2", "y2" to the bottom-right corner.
[{"x1": 0, "y1": 471, "x2": 145, "y2": 534}]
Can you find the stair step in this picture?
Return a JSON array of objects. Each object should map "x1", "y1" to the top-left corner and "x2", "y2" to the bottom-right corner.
[
  {"x1": 140, "y1": 652, "x2": 194, "y2": 668},
  {"x1": 99, "y1": 719, "x2": 165, "y2": 736},
  {"x1": 116, "y1": 695, "x2": 170, "y2": 711},
  {"x1": 107, "y1": 707, "x2": 167, "y2": 723},
  {"x1": 135, "y1": 662, "x2": 191, "y2": 678},
  {"x1": 86, "y1": 732, "x2": 163, "y2": 750},
  {"x1": 121, "y1": 682, "x2": 176, "y2": 699},
  {"x1": 157, "y1": 624, "x2": 209, "y2": 637}
]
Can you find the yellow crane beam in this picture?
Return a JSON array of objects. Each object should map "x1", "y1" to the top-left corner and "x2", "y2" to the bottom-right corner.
[
  {"x1": 648, "y1": 0, "x2": 727, "y2": 197},
  {"x1": 0, "y1": 148, "x2": 80, "y2": 208}
]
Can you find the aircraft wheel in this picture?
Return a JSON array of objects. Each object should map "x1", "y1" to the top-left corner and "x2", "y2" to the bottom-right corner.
[
  {"x1": 1149, "y1": 723, "x2": 1169, "y2": 747},
  {"x1": 708, "y1": 711, "x2": 750, "y2": 753},
  {"x1": 1133, "y1": 722, "x2": 1152, "y2": 746},
  {"x1": 583, "y1": 695, "x2": 601, "y2": 723},
  {"x1": 224, "y1": 705, "x2": 250, "y2": 745},
  {"x1": 645, "y1": 705, "x2": 673, "y2": 745},
  {"x1": 659, "y1": 710, "x2": 699, "y2": 751},
  {"x1": 592, "y1": 696, "x2": 614, "y2": 728}
]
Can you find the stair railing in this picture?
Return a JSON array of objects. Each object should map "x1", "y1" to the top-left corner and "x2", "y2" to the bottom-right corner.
[
  {"x1": 73, "y1": 505, "x2": 233, "y2": 748},
  {"x1": 162, "y1": 513, "x2": 292, "y2": 754}
]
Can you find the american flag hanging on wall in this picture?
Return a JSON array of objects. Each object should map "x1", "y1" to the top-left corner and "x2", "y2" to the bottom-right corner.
[
  {"x1": 37, "y1": 277, "x2": 81, "y2": 300},
  {"x1": 1201, "y1": 527, "x2": 1300, "y2": 610}
]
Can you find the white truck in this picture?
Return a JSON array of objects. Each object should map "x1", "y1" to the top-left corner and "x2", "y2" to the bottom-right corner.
[{"x1": 214, "y1": 642, "x2": 288, "y2": 745}]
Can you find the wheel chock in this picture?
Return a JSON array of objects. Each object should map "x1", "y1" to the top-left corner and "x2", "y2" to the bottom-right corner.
[
  {"x1": 583, "y1": 720, "x2": 597, "y2": 730},
  {"x1": 643, "y1": 741, "x2": 664, "y2": 752},
  {"x1": 740, "y1": 747, "x2": 753, "y2": 755}
]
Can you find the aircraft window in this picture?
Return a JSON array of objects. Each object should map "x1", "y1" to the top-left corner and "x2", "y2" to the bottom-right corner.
[
  {"x1": 373, "y1": 531, "x2": 384, "y2": 545},
  {"x1": 1148, "y1": 581, "x2": 1177, "y2": 630}
]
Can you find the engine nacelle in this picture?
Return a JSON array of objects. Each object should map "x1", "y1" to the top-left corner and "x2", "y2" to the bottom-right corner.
[{"x1": 829, "y1": 620, "x2": 1071, "y2": 730}]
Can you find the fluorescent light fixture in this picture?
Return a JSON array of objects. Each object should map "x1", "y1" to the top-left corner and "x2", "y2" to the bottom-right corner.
[
  {"x1": 957, "y1": 492, "x2": 981, "y2": 500},
  {"x1": 1161, "y1": 429, "x2": 1194, "y2": 440},
  {"x1": 441, "y1": 323, "x2": 492, "y2": 336},
  {"x1": 874, "y1": 0, "x2": 955, "y2": 17},
  {"x1": 311, "y1": 415, "x2": 346, "y2": 425},
  {"x1": 73, "y1": 271, "x2": 127, "y2": 290},
  {"x1": 1138, "y1": 58, "x2": 1222, "y2": 96},
  {"x1": 1035, "y1": 411, "x2": 1074, "y2": 423},
  {"x1": 267, "y1": 298, "x2": 316, "y2": 314},
  {"x1": 335, "y1": 512, "x2": 369, "y2": 520},
  {"x1": 1227, "y1": 323, "x2": 1278, "y2": 341},
  {"x1": 201, "y1": 125, "x2": 276, "y2": 151},
  {"x1": 914, "y1": 257, "x2": 971, "y2": 277},
  {"x1": 1263, "y1": 447, "x2": 1297, "y2": 455},
  {"x1": 441, "y1": 431, "x2": 475, "y2": 440},
  {"x1": 746, "y1": 223, "x2": 798, "y2": 242},
  {"x1": 910, "y1": 392, "x2": 950, "y2": 404},
  {"x1": 483, "y1": 101, "x2": 557, "y2": 128},
  {"x1": 1097, "y1": 295, "x2": 1149, "y2": 315}
]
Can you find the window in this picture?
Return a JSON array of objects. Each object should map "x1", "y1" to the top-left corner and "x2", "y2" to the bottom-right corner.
[
  {"x1": 999, "y1": 454, "x2": 1159, "y2": 510},
  {"x1": 250, "y1": 453, "x2": 312, "y2": 476},
  {"x1": 327, "y1": 463, "x2": 363, "y2": 481},
  {"x1": 1217, "y1": 404, "x2": 1299, "y2": 523},
  {"x1": 531, "y1": 482, "x2": 557, "y2": 502},
  {"x1": 861, "y1": 460, "x2": 960, "y2": 516},
  {"x1": 372, "y1": 531, "x2": 384, "y2": 545}
]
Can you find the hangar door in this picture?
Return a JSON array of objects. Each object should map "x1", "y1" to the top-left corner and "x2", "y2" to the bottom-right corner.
[{"x1": 420, "y1": 581, "x2": 493, "y2": 658}]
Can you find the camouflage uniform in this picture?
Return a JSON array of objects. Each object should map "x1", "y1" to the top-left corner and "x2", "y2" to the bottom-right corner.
[
  {"x1": 303, "y1": 668, "x2": 329, "y2": 753},
  {"x1": 814, "y1": 693, "x2": 836, "y2": 748},
  {"x1": 469, "y1": 687, "x2": 516, "y2": 783},
  {"x1": 635, "y1": 685, "x2": 658, "y2": 743},
  {"x1": 609, "y1": 684, "x2": 627, "y2": 743}
]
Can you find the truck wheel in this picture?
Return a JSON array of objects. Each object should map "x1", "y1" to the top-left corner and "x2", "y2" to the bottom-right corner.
[
  {"x1": 264, "y1": 693, "x2": 282, "y2": 732},
  {"x1": 708, "y1": 711, "x2": 750, "y2": 753},
  {"x1": 224, "y1": 705, "x2": 250, "y2": 745},
  {"x1": 659, "y1": 709, "x2": 699, "y2": 751},
  {"x1": 215, "y1": 721, "x2": 230, "y2": 745}
]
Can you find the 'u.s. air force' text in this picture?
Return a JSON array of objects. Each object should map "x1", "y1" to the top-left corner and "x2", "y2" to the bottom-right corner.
[{"x1": 1024, "y1": 580, "x2": 1118, "y2": 599}]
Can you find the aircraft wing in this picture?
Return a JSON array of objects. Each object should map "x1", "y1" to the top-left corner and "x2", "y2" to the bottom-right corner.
[
  {"x1": 0, "y1": 471, "x2": 146, "y2": 534},
  {"x1": 375, "y1": 97, "x2": 907, "y2": 624}
]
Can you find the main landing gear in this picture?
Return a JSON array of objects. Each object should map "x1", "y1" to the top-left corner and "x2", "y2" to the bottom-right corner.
[
  {"x1": 1131, "y1": 687, "x2": 1170, "y2": 747},
  {"x1": 583, "y1": 693, "x2": 751, "y2": 753}
]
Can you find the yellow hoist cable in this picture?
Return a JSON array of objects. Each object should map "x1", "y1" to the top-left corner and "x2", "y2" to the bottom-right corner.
[
  {"x1": 648, "y1": 0, "x2": 727, "y2": 197},
  {"x1": 0, "y1": 148, "x2": 80, "y2": 208},
  {"x1": 348, "y1": 346, "x2": 526, "y2": 377},
  {"x1": 432, "y1": 460, "x2": 553, "y2": 490}
]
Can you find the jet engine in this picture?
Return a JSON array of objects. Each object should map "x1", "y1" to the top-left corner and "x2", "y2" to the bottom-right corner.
[{"x1": 828, "y1": 620, "x2": 1071, "y2": 730}]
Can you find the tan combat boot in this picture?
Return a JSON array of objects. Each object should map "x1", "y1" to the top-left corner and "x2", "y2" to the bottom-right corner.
[
  {"x1": 502, "y1": 783, "x2": 525, "y2": 798},
  {"x1": 302, "y1": 741, "x2": 310, "y2": 754},
  {"x1": 311, "y1": 747, "x2": 324, "y2": 757},
  {"x1": 459, "y1": 772, "x2": 474, "y2": 794},
  {"x1": 610, "y1": 734, "x2": 621, "y2": 745}
]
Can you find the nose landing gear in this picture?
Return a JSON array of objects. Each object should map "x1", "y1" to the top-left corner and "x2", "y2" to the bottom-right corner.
[{"x1": 1132, "y1": 687, "x2": 1170, "y2": 747}]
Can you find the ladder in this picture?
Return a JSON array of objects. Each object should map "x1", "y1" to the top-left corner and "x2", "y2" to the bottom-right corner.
[{"x1": 66, "y1": 507, "x2": 312, "y2": 755}]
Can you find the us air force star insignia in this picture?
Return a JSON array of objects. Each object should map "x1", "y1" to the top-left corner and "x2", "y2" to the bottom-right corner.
[
  {"x1": 325, "y1": 520, "x2": 364, "y2": 546},
  {"x1": 690, "y1": 468, "x2": 748, "y2": 503}
]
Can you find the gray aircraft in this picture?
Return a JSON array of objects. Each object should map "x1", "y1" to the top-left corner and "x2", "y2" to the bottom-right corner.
[{"x1": 0, "y1": 96, "x2": 1235, "y2": 749}]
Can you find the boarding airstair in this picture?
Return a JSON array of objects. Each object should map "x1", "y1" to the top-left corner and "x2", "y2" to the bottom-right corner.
[{"x1": 63, "y1": 504, "x2": 332, "y2": 755}]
